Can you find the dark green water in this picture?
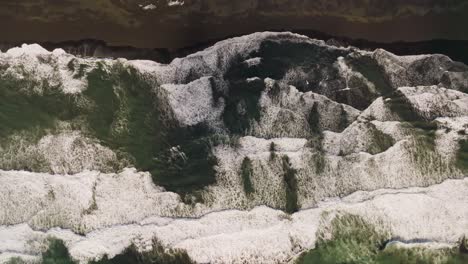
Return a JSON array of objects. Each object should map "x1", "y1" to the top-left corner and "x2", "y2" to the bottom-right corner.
[{"x1": 296, "y1": 215, "x2": 468, "y2": 264}]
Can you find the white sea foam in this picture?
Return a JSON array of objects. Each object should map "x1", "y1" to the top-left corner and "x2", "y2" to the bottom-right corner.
[
  {"x1": 1, "y1": 32, "x2": 467, "y2": 263},
  {"x1": 167, "y1": 0, "x2": 184, "y2": 6},
  {"x1": 0, "y1": 177, "x2": 466, "y2": 263}
]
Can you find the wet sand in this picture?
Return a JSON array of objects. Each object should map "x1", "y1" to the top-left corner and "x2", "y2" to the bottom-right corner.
[{"x1": 2, "y1": 11, "x2": 468, "y2": 49}]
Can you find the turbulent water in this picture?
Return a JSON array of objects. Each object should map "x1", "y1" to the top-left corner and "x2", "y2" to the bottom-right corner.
[{"x1": 0, "y1": 32, "x2": 467, "y2": 263}]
